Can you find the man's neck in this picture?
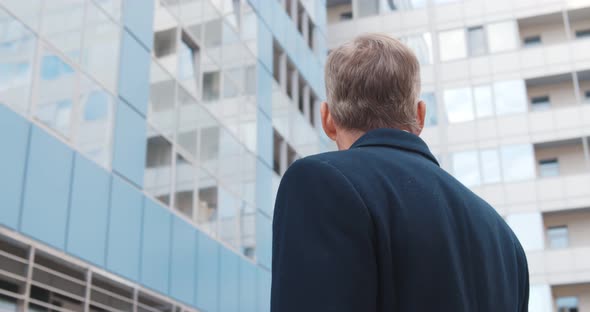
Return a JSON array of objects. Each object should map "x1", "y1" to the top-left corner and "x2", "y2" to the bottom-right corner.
[{"x1": 336, "y1": 129, "x2": 365, "y2": 150}]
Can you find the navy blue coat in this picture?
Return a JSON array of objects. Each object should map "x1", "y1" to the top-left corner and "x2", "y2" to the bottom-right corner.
[{"x1": 271, "y1": 128, "x2": 529, "y2": 312}]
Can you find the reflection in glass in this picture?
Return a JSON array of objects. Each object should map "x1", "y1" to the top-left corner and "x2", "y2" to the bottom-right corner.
[
  {"x1": 93, "y1": 0, "x2": 122, "y2": 21},
  {"x1": 36, "y1": 52, "x2": 76, "y2": 137},
  {"x1": 452, "y1": 150, "x2": 480, "y2": 186},
  {"x1": 218, "y1": 187, "x2": 239, "y2": 247},
  {"x1": 439, "y1": 29, "x2": 466, "y2": 61},
  {"x1": 474, "y1": 85, "x2": 494, "y2": 118},
  {"x1": 178, "y1": 32, "x2": 201, "y2": 95},
  {"x1": 82, "y1": 2, "x2": 120, "y2": 92},
  {"x1": 0, "y1": 10, "x2": 36, "y2": 113},
  {"x1": 241, "y1": 202, "x2": 256, "y2": 258},
  {"x1": 198, "y1": 170, "x2": 218, "y2": 236},
  {"x1": 487, "y1": 21, "x2": 518, "y2": 53},
  {"x1": 200, "y1": 125, "x2": 221, "y2": 175},
  {"x1": 421, "y1": 92, "x2": 437, "y2": 127},
  {"x1": 175, "y1": 154, "x2": 195, "y2": 220},
  {"x1": 203, "y1": 71, "x2": 221, "y2": 101},
  {"x1": 480, "y1": 149, "x2": 501, "y2": 184},
  {"x1": 149, "y1": 62, "x2": 177, "y2": 137},
  {"x1": 144, "y1": 133, "x2": 173, "y2": 206},
  {"x1": 494, "y1": 80, "x2": 527, "y2": 115},
  {"x1": 444, "y1": 87, "x2": 474, "y2": 123},
  {"x1": 76, "y1": 77, "x2": 113, "y2": 167},
  {"x1": 176, "y1": 86, "x2": 198, "y2": 157},
  {"x1": 501, "y1": 144, "x2": 535, "y2": 182},
  {"x1": 1, "y1": 0, "x2": 43, "y2": 30},
  {"x1": 41, "y1": 0, "x2": 85, "y2": 61}
]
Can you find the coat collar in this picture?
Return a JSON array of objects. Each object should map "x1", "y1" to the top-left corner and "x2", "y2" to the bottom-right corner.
[{"x1": 350, "y1": 128, "x2": 440, "y2": 166}]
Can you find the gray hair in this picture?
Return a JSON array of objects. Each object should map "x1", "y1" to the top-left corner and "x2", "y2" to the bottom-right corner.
[{"x1": 325, "y1": 33, "x2": 422, "y2": 132}]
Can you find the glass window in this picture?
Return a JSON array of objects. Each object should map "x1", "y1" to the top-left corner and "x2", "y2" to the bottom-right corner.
[
  {"x1": 76, "y1": 77, "x2": 114, "y2": 167},
  {"x1": 487, "y1": 21, "x2": 518, "y2": 52},
  {"x1": 0, "y1": 10, "x2": 36, "y2": 114},
  {"x1": 421, "y1": 92, "x2": 438, "y2": 127},
  {"x1": 217, "y1": 187, "x2": 239, "y2": 247},
  {"x1": 340, "y1": 11, "x2": 353, "y2": 21},
  {"x1": 381, "y1": 0, "x2": 427, "y2": 10},
  {"x1": 203, "y1": 71, "x2": 221, "y2": 101},
  {"x1": 480, "y1": 149, "x2": 501, "y2": 184},
  {"x1": 444, "y1": 87, "x2": 474, "y2": 123},
  {"x1": 41, "y1": 0, "x2": 85, "y2": 61},
  {"x1": 473, "y1": 85, "x2": 494, "y2": 118},
  {"x1": 539, "y1": 158, "x2": 559, "y2": 177},
  {"x1": 149, "y1": 62, "x2": 177, "y2": 137},
  {"x1": 439, "y1": 29, "x2": 467, "y2": 61},
  {"x1": 500, "y1": 144, "x2": 535, "y2": 182},
  {"x1": 178, "y1": 31, "x2": 201, "y2": 95},
  {"x1": 154, "y1": 28, "x2": 177, "y2": 58},
  {"x1": 452, "y1": 150, "x2": 480, "y2": 187},
  {"x1": 174, "y1": 154, "x2": 195, "y2": 220},
  {"x1": 1, "y1": 0, "x2": 43, "y2": 31},
  {"x1": 493, "y1": 80, "x2": 527, "y2": 116},
  {"x1": 575, "y1": 29, "x2": 590, "y2": 39},
  {"x1": 467, "y1": 26, "x2": 487, "y2": 57},
  {"x1": 197, "y1": 170, "x2": 218, "y2": 236},
  {"x1": 241, "y1": 202, "x2": 256, "y2": 258},
  {"x1": 523, "y1": 35, "x2": 542, "y2": 47},
  {"x1": 531, "y1": 95, "x2": 551, "y2": 111},
  {"x1": 82, "y1": 2, "x2": 120, "y2": 92},
  {"x1": 556, "y1": 297, "x2": 579, "y2": 312},
  {"x1": 177, "y1": 85, "x2": 200, "y2": 158},
  {"x1": 144, "y1": 132, "x2": 173, "y2": 206},
  {"x1": 404, "y1": 33, "x2": 433, "y2": 65},
  {"x1": 358, "y1": 0, "x2": 379, "y2": 18},
  {"x1": 0, "y1": 295, "x2": 17, "y2": 311},
  {"x1": 36, "y1": 51, "x2": 76, "y2": 138},
  {"x1": 547, "y1": 226, "x2": 569, "y2": 249},
  {"x1": 585, "y1": 90, "x2": 590, "y2": 102},
  {"x1": 93, "y1": 0, "x2": 122, "y2": 21}
]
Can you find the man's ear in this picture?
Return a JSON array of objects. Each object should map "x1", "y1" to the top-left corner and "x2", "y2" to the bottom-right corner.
[
  {"x1": 321, "y1": 102, "x2": 337, "y2": 141},
  {"x1": 414, "y1": 100, "x2": 426, "y2": 136}
]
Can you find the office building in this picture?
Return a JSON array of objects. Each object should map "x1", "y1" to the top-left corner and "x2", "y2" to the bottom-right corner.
[
  {"x1": 327, "y1": 0, "x2": 590, "y2": 311},
  {"x1": 0, "y1": 0, "x2": 328, "y2": 311}
]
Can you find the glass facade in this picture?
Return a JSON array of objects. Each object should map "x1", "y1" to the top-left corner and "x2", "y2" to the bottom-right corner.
[{"x1": 0, "y1": 0, "x2": 328, "y2": 311}]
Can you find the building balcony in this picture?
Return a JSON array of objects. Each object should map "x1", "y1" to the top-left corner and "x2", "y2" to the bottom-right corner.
[
  {"x1": 528, "y1": 246, "x2": 590, "y2": 285},
  {"x1": 471, "y1": 172, "x2": 590, "y2": 216}
]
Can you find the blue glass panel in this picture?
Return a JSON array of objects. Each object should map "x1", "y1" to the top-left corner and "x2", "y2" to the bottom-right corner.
[
  {"x1": 219, "y1": 247, "x2": 240, "y2": 312},
  {"x1": 21, "y1": 126, "x2": 74, "y2": 249},
  {"x1": 256, "y1": 64, "x2": 272, "y2": 118},
  {"x1": 106, "y1": 175, "x2": 143, "y2": 281},
  {"x1": 66, "y1": 153, "x2": 110, "y2": 266},
  {"x1": 141, "y1": 198, "x2": 172, "y2": 294},
  {"x1": 239, "y1": 260, "x2": 257, "y2": 312},
  {"x1": 256, "y1": 160, "x2": 273, "y2": 216},
  {"x1": 118, "y1": 31, "x2": 150, "y2": 115},
  {"x1": 170, "y1": 217, "x2": 197, "y2": 304},
  {"x1": 112, "y1": 99, "x2": 147, "y2": 187},
  {"x1": 0, "y1": 105, "x2": 29, "y2": 229},
  {"x1": 256, "y1": 213, "x2": 272, "y2": 269},
  {"x1": 196, "y1": 231, "x2": 219, "y2": 311},
  {"x1": 121, "y1": 0, "x2": 155, "y2": 49},
  {"x1": 257, "y1": 267, "x2": 271, "y2": 312}
]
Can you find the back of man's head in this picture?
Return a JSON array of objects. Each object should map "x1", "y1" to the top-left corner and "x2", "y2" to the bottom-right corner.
[{"x1": 325, "y1": 33, "x2": 421, "y2": 133}]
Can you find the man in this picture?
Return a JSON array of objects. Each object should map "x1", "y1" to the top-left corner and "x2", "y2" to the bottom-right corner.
[{"x1": 271, "y1": 34, "x2": 529, "y2": 312}]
